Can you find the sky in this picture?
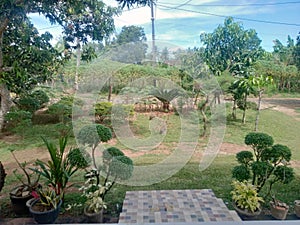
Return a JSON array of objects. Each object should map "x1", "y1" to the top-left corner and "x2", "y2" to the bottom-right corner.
[{"x1": 31, "y1": 0, "x2": 300, "y2": 52}]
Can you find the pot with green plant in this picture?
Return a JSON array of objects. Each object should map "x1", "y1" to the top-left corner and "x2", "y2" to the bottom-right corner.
[
  {"x1": 77, "y1": 124, "x2": 134, "y2": 220},
  {"x1": 9, "y1": 150, "x2": 40, "y2": 215},
  {"x1": 231, "y1": 180, "x2": 264, "y2": 218},
  {"x1": 270, "y1": 195, "x2": 289, "y2": 220},
  {"x1": 32, "y1": 136, "x2": 90, "y2": 199},
  {"x1": 29, "y1": 187, "x2": 62, "y2": 224},
  {"x1": 232, "y1": 132, "x2": 295, "y2": 195},
  {"x1": 80, "y1": 180, "x2": 108, "y2": 223},
  {"x1": 294, "y1": 200, "x2": 300, "y2": 218}
]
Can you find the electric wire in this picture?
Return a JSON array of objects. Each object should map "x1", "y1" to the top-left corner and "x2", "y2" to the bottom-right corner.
[{"x1": 157, "y1": 3, "x2": 300, "y2": 27}]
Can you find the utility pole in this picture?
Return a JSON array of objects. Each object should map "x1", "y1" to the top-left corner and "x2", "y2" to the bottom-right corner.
[{"x1": 151, "y1": 0, "x2": 156, "y2": 63}]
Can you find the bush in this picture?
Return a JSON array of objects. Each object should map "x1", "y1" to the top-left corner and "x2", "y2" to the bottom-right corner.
[
  {"x1": 4, "y1": 110, "x2": 32, "y2": 131},
  {"x1": 16, "y1": 90, "x2": 49, "y2": 113},
  {"x1": 47, "y1": 96, "x2": 84, "y2": 123},
  {"x1": 232, "y1": 132, "x2": 294, "y2": 194},
  {"x1": 93, "y1": 102, "x2": 113, "y2": 123}
]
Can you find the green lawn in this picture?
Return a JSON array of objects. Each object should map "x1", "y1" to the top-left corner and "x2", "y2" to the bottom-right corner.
[{"x1": 1, "y1": 103, "x2": 300, "y2": 218}]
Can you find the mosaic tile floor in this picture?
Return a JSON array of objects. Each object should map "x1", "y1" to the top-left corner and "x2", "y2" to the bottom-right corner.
[{"x1": 118, "y1": 189, "x2": 241, "y2": 223}]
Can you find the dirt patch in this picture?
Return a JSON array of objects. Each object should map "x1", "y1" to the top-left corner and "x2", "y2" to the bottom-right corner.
[
  {"x1": 251, "y1": 98, "x2": 300, "y2": 120},
  {"x1": 2, "y1": 147, "x2": 49, "y2": 175},
  {"x1": 219, "y1": 142, "x2": 249, "y2": 155}
]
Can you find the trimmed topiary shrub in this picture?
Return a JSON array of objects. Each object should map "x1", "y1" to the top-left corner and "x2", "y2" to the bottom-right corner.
[{"x1": 232, "y1": 132, "x2": 294, "y2": 194}]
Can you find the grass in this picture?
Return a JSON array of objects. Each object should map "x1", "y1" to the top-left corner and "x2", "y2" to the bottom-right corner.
[{"x1": 1, "y1": 101, "x2": 300, "y2": 219}]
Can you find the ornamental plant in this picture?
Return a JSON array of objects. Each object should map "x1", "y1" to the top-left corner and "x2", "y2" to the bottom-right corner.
[
  {"x1": 231, "y1": 180, "x2": 264, "y2": 213},
  {"x1": 232, "y1": 132, "x2": 294, "y2": 194},
  {"x1": 77, "y1": 125, "x2": 133, "y2": 200}
]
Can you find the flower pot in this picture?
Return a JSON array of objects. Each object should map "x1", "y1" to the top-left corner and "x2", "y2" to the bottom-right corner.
[
  {"x1": 10, "y1": 186, "x2": 33, "y2": 215},
  {"x1": 270, "y1": 201, "x2": 289, "y2": 220},
  {"x1": 84, "y1": 206, "x2": 103, "y2": 223},
  {"x1": 29, "y1": 199, "x2": 62, "y2": 224},
  {"x1": 232, "y1": 201, "x2": 261, "y2": 218},
  {"x1": 294, "y1": 200, "x2": 300, "y2": 218}
]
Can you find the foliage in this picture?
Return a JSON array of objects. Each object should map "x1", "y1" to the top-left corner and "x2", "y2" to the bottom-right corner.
[
  {"x1": 232, "y1": 132, "x2": 294, "y2": 194},
  {"x1": 4, "y1": 110, "x2": 32, "y2": 131},
  {"x1": 110, "y1": 25, "x2": 148, "y2": 64},
  {"x1": 84, "y1": 146, "x2": 133, "y2": 200},
  {"x1": 79, "y1": 181, "x2": 108, "y2": 213},
  {"x1": 294, "y1": 32, "x2": 300, "y2": 70},
  {"x1": 9, "y1": 150, "x2": 40, "y2": 196},
  {"x1": 47, "y1": 96, "x2": 83, "y2": 123},
  {"x1": 93, "y1": 102, "x2": 113, "y2": 123},
  {"x1": 32, "y1": 187, "x2": 62, "y2": 210},
  {"x1": 150, "y1": 88, "x2": 182, "y2": 112},
  {"x1": 77, "y1": 124, "x2": 112, "y2": 148},
  {"x1": 231, "y1": 180, "x2": 264, "y2": 213},
  {"x1": 200, "y1": 17, "x2": 263, "y2": 76},
  {"x1": 33, "y1": 136, "x2": 90, "y2": 196}
]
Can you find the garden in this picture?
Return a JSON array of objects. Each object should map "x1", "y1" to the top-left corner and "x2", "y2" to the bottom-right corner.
[
  {"x1": 0, "y1": 82, "x2": 300, "y2": 223},
  {"x1": 1, "y1": 0, "x2": 300, "y2": 223}
]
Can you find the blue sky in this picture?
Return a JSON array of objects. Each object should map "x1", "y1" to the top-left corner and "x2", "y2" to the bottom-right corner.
[{"x1": 31, "y1": 0, "x2": 300, "y2": 52}]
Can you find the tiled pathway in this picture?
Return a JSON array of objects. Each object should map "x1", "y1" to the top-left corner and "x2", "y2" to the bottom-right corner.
[{"x1": 118, "y1": 189, "x2": 241, "y2": 223}]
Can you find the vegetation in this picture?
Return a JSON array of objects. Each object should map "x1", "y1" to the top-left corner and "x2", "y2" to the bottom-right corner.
[
  {"x1": 0, "y1": 2, "x2": 299, "y2": 222},
  {"x1": 232, "y1": 132, "x2": 294, "y2": 195},
  {"x1": 231, "y1": 180, "x2": 264, "y2": 213}
]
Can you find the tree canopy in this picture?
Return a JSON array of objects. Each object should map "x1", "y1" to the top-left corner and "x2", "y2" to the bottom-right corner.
[{"x1": 200, "y1": 17, "x2": 263, "y2": 76}]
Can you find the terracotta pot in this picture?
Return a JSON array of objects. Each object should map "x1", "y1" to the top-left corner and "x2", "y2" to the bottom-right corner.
[
  {"x1": 84, "y1": 206, "x2": 104, "y2": 223},
  {"x1": 294, "y1": 200, "x2": 300, "y2": 218},
  {"x1": 270, "y1": 201, "x2": 289, "y2": 220}
]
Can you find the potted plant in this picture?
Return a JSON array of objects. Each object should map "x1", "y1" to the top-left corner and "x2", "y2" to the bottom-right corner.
[
  {"x1": 294, "y1": 200, "x2": 300, "y2": 218},
  {"x1": 270, "y1": 196, "x2": 289, "y2": 220},
  {"x1": 9, "y1": 150, "x2": 40, "y2": 215},
  {"x1": 32, "y1": 136, "x2": 90, "y2": 198},
  {"x1": 29, "y1": 187, "x2": 62, "y2": 224},
  {"x1": 231, "y1": 180, "x2": 264, "y2": 218},
  {"x1": 80, "y1": 180, "x2": 108, "y2": 223}
]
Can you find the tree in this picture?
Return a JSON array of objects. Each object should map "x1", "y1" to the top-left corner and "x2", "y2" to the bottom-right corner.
[
  {"x1": 0, "y1": 0, "x2": 152, "y2": 130},
  {"x1": 229, "y1": 77, "x2": 256, "y2": 123},
  {"x1": 294, "y1": 32, "x2": 300, "y2": 70},
  {"x1": 200, "y1": 17, "x2": 263, "y2": 76},
  {"x1": 62, "y1": 1, "x2": 118, "y2": 90},
  {"x1": 110, "y1": 25, "x2": 148, "y2": 64},
  {"x1": 232, "y1": 132, "x2": 294, "y2": 195}
]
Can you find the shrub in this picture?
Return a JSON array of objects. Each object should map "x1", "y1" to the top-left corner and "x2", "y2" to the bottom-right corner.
[
  {"x1": 4, "y1": 110, "x2": 32, "y2": 131},
  {"x1": 47, "y1": 96, "x2": 84, "y2": 123},
  {"x1": 231, "y1": 180, "x2": 264, "y2": 213},
  {"x1": 232, "y1": 132, "x2": 294, "y2": 194},
  {"x1": 93, "y1": 102, "x2": 113, "y2": 123},
  {"x1": 16, "y1": 90, "x2": 49, "y2": 113}
]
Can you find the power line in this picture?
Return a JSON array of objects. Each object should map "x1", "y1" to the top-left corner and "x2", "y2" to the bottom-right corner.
[
  {"x1": 159, "y1": 1, "x2": 300, "y2": 7},
  {"x1": 157, "y1": 3, "x2": 300, "y2": 27},
  {"x1": 162, "y1": 0, "x2": 193, "y2": 10}
]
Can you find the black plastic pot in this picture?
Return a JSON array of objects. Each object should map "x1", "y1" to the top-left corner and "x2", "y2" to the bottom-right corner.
[
  {"x1": 10, "y1": 186, "x2": 33, "y2": 215},
  {"x1": 29, "y1": 199, "x2": 62, "y2": 224}
]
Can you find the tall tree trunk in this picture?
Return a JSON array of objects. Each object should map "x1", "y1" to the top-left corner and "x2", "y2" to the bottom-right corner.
[
  {"x1": 232, "y1": 99, "x2": 237, "y2": 119},
  {"x1": 199, "y1": 95, "x2": 209, "y2": 136},
  {"x1": 74, "y1": 38, "x2": 81, "y2": 91},
  {"x1": 254, "y1": 90, "x2": 263, "y2": 131},
  {"x1": 242, "y1": 94, "x2": 247, "y2": 124},
  {"x1": 108, "y1": 77, "x2": 112, "y2": 102},
  {"x1": 0, "y1": 20, "x2": 11, "y2": 131},
  {"x1": 0, "y1": 83, "x2": 11, "y2": 131}
]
